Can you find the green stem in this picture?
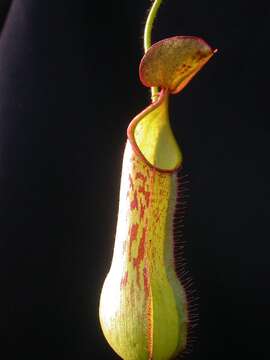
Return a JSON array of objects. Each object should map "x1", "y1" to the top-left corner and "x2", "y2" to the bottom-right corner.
[{"x1": 144, "y1": 0, "x2": 163, "y2": 102}]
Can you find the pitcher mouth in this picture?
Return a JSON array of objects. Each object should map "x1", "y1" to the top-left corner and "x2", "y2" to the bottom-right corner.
[{"x1": 127, "y1": 89, "x2": 183, "y2": 173}]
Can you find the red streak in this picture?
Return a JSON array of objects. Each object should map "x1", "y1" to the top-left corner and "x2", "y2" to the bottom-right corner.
[
  {"x1": 143, "y1": 267, "x2": 150, "y2": 298},
  {"x1": 129, "y1": 174, "x2": 134, "y2": 190},
  {"x1": 120, "y1": 271, "x2": 128, "y2": 288},
  {"x1": 130, "y1": 190, "x2": 139, "y2": 210},
  {"x1": 129, "y1": 223, "x2": 139, "y2": 261},
  {"x1": 133, "y1": 226, "x2": 147, "y2": 288},
  {"x1": 139, "y1": 199, "x2": 146, "y2": 220},
  {"x1": 139, "y1": 186, "x2": 150, "y2": 207}
]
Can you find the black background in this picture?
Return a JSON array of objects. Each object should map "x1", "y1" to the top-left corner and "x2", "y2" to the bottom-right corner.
[{"x1": 0, "y1": 0, "x2": 269, "y2": 359}]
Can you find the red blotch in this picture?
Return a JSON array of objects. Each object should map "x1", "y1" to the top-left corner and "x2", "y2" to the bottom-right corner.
[
  {"x1": 133, "y1": 226, "x2": 147, "y2": 288},
  {"x1": 136, "y1": 172, "x2": 146, "y2": 181},
  {"x1": 120, "y1": 271, "x2": 128, "y2": 288},
  {"x1": 130, "y1": 190, "x2": 138, "y2": 210},
  {"x1": 129, "y1": 223, "x2": 139, "y2": 261}
]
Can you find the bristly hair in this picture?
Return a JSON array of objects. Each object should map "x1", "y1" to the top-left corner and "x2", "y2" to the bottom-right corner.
[{"x1": 173, "y1": 170, "x2": 199, "y2": 359}]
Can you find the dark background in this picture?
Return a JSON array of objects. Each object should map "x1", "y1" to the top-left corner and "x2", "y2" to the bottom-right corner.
[{"x1": 0, "y1": 0, "x2": 269, "y2": 358}]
